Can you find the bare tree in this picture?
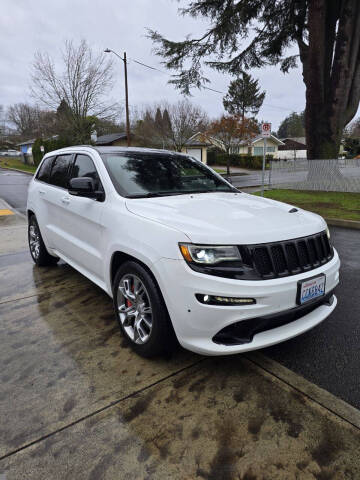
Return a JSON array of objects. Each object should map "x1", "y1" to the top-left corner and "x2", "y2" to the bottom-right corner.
[
  {"x1": 31, "y1": 39, "x2": 114, "y2": 143},
  {"x1": 7, "y1": 104, "x2": 39, "y2": 137},
  {"x1": 7, "y1": 103, "x2": 57, "y2": 139},
  {"x1": 136, "y1": 100, "x2": 208, "y2": 151},
  {"x1": 167, "y1": 100, "x2": 208, "y2": 151}
]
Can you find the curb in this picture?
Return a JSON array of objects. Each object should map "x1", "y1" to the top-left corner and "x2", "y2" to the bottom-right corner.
[
  {"x1": 325, "y1": 217, "x2": 360, "y2": 230},
  {"x1": 0, "y1": 198, "x2": 26, "y2": 220},
  {"x1": 247, "y1": 352, "x2": 360, "y2": 430},
  {"x1": 0, "y1": 166, "x2": 34, "y2": 176}
]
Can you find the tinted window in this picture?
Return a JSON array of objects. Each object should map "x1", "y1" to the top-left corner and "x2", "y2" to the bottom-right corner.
[
  {"x1": 71, "y1": 154, "x2": 102, "y2": 190},
  {"x1": 36, "y1": 157, "x2": 54, "y2": 183},
  {"x1": 101, "y1": 152, "x2": 236, "y2": 198},
  {"x1": 49, "y1": 155, "x2": 72, "y2": 188}
]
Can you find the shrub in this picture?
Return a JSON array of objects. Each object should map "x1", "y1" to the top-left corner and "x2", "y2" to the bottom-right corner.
[
  {"x1": 207, "y1": 151, "x2": 273, "y2": 169},
  {"x1": 32, "y1": 136, "x2": 72, "y2": 166}
]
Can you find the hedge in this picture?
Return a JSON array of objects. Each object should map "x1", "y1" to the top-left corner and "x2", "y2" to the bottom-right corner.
[
  {"x1": 32, "y1": 137, "x2": 72, "y2": 166},
  {"x1": 207, "y1": 151, "x2": 273, "y2": 170}
]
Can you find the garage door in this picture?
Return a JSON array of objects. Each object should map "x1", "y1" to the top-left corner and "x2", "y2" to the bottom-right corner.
[{"x1": 186, "y1": 148, "x2": 202, "y2": 162}]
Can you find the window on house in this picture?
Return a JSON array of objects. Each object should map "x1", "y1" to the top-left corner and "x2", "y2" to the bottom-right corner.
[
  {"x1": 254, "y1": 146, "x2": 263, "y2": 156},
  {"x1": 267, "y1": 146, "x2": 275, "y2": 152}
]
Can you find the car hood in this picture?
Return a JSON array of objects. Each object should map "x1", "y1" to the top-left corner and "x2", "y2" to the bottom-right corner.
[{"x1": 125, "y1": 192, "x2": 326, "y2": 244}]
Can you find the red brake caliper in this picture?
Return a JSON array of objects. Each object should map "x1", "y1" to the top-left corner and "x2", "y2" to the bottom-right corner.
[{"x1": 126, "y1": 282, "x2": 135, "y2": 308}]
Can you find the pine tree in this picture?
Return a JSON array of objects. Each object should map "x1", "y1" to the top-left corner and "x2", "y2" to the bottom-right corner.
[
  {"x1": 277, "y1": 112, "x2": 305, "y2": 138},
  {"x1": 223, "y1": 73, "x2": 265, "y2": 120}
]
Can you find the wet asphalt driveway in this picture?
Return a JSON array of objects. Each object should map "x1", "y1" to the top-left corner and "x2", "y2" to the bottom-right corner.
[{"x1": 1, "y1": 241, "x2": 360, "y2": 479}]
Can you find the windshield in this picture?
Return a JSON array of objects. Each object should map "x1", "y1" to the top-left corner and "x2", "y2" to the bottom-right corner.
[{"x1": 100, "y1": 152, "x2": 237, "y2": 198}]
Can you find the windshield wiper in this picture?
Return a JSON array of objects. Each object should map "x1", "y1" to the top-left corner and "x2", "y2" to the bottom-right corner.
[
  {"x1": 176, "y1": 188, "x2": 239, "y2": 195},
  {"x1": 127, "y1": 188, "x2": 239, "y2": 198},
  {"x1": 126, "y1": 191, "x2": 185, "y2": 198}
]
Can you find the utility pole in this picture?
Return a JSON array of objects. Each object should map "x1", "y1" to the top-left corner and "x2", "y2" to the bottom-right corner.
[
  {"x1": 123, "y1": 52, "x2": 131, "y2": 147},
  {"x1": 104, "y1": 48, "x2": 131, "y2": 147}
]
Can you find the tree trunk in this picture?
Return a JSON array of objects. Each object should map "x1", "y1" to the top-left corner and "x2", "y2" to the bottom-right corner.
[
  {"x1": 299, "y1": 0, "x2": 360, "y2": 186},
  {"x1": 302, "y1": 0, "x2": 360, "y2": 161}
]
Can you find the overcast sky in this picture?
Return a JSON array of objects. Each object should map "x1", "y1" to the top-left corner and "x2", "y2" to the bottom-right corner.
[{"x1": 0, "y1": 0, "x2": 329, "y2": 130}]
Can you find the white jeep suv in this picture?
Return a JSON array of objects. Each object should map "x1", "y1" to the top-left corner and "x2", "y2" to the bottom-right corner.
[{"x1": 27, "y1": 146, "x2": 340, "y2": 357}]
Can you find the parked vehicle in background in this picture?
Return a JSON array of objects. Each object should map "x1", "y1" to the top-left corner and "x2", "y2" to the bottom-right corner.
[
  {"x1": 0, "y1": 150, "x2": 21, "y2": 157},
  {"x1": 27, "y1": 146, "x2": 340, "y2": 357}
]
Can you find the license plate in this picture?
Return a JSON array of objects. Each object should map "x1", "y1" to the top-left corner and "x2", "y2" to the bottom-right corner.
[{"x1": 297, "y1": 274, "x2": 326, "y2": 305}]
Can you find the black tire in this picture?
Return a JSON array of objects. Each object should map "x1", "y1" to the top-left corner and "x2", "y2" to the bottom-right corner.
[
  {"x1": 113, "y1": 260, "x2": 176, "y2": 358},
  {"x1": 28, "y1": 214, "x2": 59, "y2": 267}
]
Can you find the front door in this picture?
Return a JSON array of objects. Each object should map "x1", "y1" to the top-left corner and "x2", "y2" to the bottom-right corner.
[{"x1": 56, "y1": 153, "x2": 105, "y2": 281}]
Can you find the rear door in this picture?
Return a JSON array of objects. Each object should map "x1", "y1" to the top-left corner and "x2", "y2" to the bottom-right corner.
[
  {"x1": 31, "y1": 155, "x2": 55, "y2": 245},
  {"x1": 44, "y1": 153, "x2": 74, "y2": 250},
  {"x1": 55, "y1": 153, "x2": 105, "y2": 280}
]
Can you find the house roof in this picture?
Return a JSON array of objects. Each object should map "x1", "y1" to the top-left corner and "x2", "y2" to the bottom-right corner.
[
  {"x1": 251, "y1": 134, "x2": 284, "y2": 145},
  {"x1": 184, "y1": 132, "x2": 212, "y2": 147},
  {"x1": 95, "y1": 133, "x2": 127, "y2": 145},
  {"x1": 279, "y1": 138, "x2": 307, "y2": 150},
  {"x1": 281, "y1": 136, "x2": 306, "y2": 146},
  {"x1": 16, "y1": 138, "x2": 36, "y2": 146}
]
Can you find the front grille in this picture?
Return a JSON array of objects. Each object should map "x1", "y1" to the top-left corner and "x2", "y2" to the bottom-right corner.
[{"x1": 245, "y1": 231, "x2": 333, "y2": 279}]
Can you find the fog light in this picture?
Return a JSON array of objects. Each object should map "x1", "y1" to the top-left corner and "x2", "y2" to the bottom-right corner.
[{"x1": 196, "y1": 294, "x2": 256, "y2": 306}]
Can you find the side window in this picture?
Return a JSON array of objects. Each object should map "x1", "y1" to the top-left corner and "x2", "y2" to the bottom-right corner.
[
  {"x1": 49, "y1": 154, "x2": 72, "y2": 188},
  {"x1": 71, "y1": 154, "x2": 103, "y2": 190},
  {"x1": 36, "y1": 157, "x2": 54, "y2": 183}
]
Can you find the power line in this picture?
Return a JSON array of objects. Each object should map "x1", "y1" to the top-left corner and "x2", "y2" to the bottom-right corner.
[{"x1": 128, "y1": 56, "x2": 298, "y2": 113}]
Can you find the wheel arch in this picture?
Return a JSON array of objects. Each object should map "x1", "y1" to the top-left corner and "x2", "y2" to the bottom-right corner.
[
  {"x1": 110, "y1": 250, "x2": 177, "y2": 339},
  {"x1": 110, "y1": 251, "x2": 161, "y2": 296}
]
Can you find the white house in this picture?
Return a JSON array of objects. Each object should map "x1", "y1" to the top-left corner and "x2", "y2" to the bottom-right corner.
[
  {"x1": 278, "y1": 137, "x2": 307, "y2": 159},
  {"x1": 229, "y1": 134, "x2": 284, "y2": 158},
  {"x1": 181, "y1": 132, "x2": 212, "y2": 163}
]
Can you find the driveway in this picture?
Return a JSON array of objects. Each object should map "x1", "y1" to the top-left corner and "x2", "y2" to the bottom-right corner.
[{"x1": 1, "y1": 216, "x2": 360, "y2": 479}]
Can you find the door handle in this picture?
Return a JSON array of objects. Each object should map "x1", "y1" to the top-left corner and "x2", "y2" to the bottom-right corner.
[
  {"x1": 61, "y1": 196, "x2": 70, "y2": 205},
  {"x1": 38, "y1": 190, "x2": 46, "y2": 195}
]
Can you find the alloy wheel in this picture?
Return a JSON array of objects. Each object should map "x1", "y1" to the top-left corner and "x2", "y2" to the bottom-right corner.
[
  {"x1": 29, "y1": 220, "x2": 41, "y2": 260},
  {"x1": 117, "y1": 274, "x2": 153, "y2": 344}
]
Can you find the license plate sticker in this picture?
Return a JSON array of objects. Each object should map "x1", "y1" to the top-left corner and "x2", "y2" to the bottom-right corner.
[{"x1": 298, "y1": 274, "x2": 326, "y2": 305}]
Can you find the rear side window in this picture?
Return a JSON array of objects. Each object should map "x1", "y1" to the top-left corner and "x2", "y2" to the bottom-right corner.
[
  {"x1": 36, "y1": 157, "x2": 54, "y2": 183},
  {"x1": 70, "y1": 154, "x2": 102, "y2": 190},
  {"x1": 49, "y1": 154, "x2": 72, "y2": 188}
]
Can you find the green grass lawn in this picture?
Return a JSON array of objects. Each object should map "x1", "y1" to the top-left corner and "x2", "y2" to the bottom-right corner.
[
  {"x1": 0, "y1": 157, "x2": 36, "y2": 174},
  {"x1": 254, "y1": 189, "x2": 360, "y2": 221}
]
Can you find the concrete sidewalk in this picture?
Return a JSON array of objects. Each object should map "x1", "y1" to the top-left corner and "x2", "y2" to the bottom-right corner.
[{"x1": 0, "y1": 205, "x2": 359, "y2": 479}]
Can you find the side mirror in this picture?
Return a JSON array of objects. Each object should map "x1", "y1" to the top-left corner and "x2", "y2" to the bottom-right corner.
[{"x1": 68, "y1": 177, "x2": 104, "y2": 201}]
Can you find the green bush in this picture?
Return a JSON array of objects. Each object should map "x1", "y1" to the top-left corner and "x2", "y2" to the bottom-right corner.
[
  {"x1": 207, "y1": 151, "x2": 272, "y2": 170},
  {"x1": 32, "y1": 137, "x2": 72, "y2": 166}
]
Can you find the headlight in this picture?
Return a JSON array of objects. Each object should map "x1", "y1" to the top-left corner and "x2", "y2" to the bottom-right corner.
[
  {"x1": 179, "y1": 244, "x2": 241, "y2": 264},
  {"x1": 326, "y1": 226, "x2": 330, "y2": 240}
]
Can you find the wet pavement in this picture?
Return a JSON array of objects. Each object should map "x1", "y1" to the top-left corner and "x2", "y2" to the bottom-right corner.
[
  {"x1": 0, "y1": 168, "x2": 31, "y2": 216},
  {"x1": 1, "y1": 216, "x2": 360, "y2": 478},
  {"x1": 265, "y1": 227, "x2": 360, "y2": 409}
]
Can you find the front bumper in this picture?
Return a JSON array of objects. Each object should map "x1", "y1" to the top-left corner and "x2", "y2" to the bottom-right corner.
[{"x1": 154, "y1": 248, "x2": 340, "y2": 355}]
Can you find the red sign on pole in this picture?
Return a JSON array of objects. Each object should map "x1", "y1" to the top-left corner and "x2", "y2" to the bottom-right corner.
[{"x1": 261, "y1": 122, "x2": 271, "y2": 137}]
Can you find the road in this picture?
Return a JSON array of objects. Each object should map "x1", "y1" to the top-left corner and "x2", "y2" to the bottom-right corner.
[
  {"x1": 1, "y1": 167, "x2": 359, "y2": 408},
  {"x1": 0, "y1": 168, "x2": 31, "y2": 215}
]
